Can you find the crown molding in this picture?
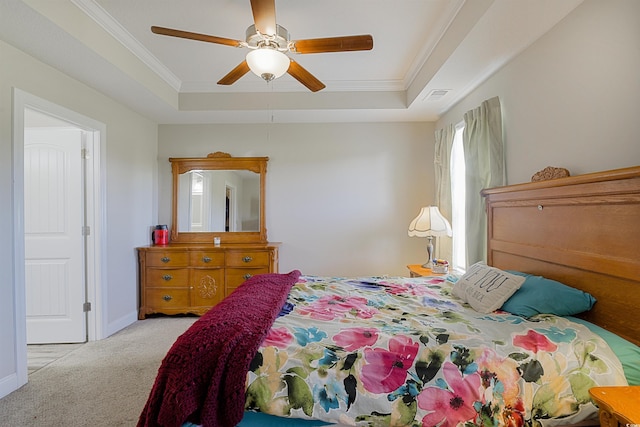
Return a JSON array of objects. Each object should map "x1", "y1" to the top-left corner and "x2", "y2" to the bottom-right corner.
[{"x1": 71, "y1": 0, "x2": 182, "y2": 91}]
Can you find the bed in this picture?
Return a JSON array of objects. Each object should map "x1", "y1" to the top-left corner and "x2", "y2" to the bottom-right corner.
[{"x1": 138, "y1": 166, "x2": 640, "y2": 427}]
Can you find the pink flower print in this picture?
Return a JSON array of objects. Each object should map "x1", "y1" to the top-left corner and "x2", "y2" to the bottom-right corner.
[
  {"x1": 513, "y1": 330, "x2": 557, "y2": 353},
  {"x1": 418, "y1": 362, "x2": 482, "y2": 427},
  {"x1": 298, "y1": 295, "x2": 378, "y2": 321},
  {"x1": 361, "y1": 335, "x2": 419, "y2": 393},
  {"x1": 385, "y1": 282, "x2": 432, "y2": 296},
  {"x1": 263, "y1": 326, "x2": 293, "y2": 349},
  {"x1": 333, "y1": 327, "x2": 379, "y2": 351}
]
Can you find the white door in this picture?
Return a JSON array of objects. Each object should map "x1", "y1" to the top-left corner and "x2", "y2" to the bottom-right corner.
[{"x1": 24, "y1": 128, "x2": 86, "y2": 344}]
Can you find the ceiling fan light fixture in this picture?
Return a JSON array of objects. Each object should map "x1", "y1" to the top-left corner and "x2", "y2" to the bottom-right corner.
[
  {"x1": 246, "y1": 48, "x2": 290, "y2": 82},
  {"x1": 151, "y1": 4, "x2": 373, "y2": 92}
]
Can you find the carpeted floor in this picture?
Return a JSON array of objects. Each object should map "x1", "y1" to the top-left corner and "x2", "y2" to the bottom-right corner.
[
  {"x1": 0, "y1": 317, "x2": 197, "y2": 426},
  {"x1": 28, "y1": 343, "x2": 85, "y2": 375}
]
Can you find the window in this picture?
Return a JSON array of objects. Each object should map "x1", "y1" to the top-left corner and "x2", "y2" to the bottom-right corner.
[
  {"x1": 190, "y1": 172, "x2": 204, "y2": 231},
  {"x1": 450, "y1": 124, "x2": 466, "y2": 271}
]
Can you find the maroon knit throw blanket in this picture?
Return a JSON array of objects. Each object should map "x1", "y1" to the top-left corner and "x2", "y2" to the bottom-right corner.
[{"x1": 137, "y1": 270, "x2": 301, "y2": 427}]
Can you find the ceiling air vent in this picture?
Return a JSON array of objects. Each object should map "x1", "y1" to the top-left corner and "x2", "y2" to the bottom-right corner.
[{"x1": 424, "y1": 89, "x2": 450, "y2": 101}]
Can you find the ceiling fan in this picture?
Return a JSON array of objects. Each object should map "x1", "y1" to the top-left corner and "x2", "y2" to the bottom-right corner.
[{"x1": 151, "y1": 0, "x2": 373, "y2": 92}]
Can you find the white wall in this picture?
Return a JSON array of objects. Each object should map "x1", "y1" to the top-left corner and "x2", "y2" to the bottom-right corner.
[
  {"x1": 0, "y1": 40, "x2": 158, "y2": 398},
  {"x1": 437, "y1": 0, "x2": 640, "y2": 184},
  {"x1": 158, "y1": 122, "x2": 435, "y2": 277}
]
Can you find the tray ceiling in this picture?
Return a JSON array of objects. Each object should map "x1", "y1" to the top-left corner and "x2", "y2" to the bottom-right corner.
[{"x1": 0, "y1": 0, "x2": 583, "y2": 123}]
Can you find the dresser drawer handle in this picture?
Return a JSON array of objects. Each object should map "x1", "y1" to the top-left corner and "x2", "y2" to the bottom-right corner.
[
  {"x1": 161, "y1": 257, "x2": 170, "y2": 263},
  {"x1": 162, "y1": 274, "x2": 173, "y2": 281},
  {"x1": 202, "y1": 256, "x2": 212, "y2": 263},
  {"x1": 244, "y1": 273, "x2": 253, "y2": 280},
  {"x1": 242, "y1": 256, "x2": 253, "y2": 263},
  {"x1": 162, "y1": 295, "x2": 173, "y2": 301}
]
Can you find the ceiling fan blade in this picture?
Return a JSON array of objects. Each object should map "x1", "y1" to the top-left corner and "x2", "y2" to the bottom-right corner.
[
  {"x1": 291, "y1": 35, "x2": 373, "y2": 54},
  {"x1": 151, "y1": 26, "x2": 243, "y2": 48},
  {"x1": 217, "y1": 60, "x2": 251, "y2": 85},
  {"x1": 250, "y1": 0, "x2": 277, "y2": 36},
  {"x1": 287, "y1": 60, "x2": 325, "y2": 92}
]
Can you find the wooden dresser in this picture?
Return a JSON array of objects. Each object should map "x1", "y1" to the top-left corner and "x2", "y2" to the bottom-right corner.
[{"x1": 137, "y1": 243, "x2": 279, "y2": 319}]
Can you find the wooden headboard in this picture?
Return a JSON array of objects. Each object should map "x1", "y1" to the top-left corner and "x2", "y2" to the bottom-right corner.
[{"x1": 482, "y1": 166, "x2": 640, "y2": 346}]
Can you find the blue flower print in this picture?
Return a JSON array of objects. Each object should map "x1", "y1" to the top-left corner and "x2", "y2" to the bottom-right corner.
[
  {"x1": 278, "y1": 301, "x2": 295, "y2": 317},
  {"x1": 313, "y1": 376, "x2": 348, "y2": 412},
  {"x1": 293, "y1": 326, "x2": 327, "y2": 346},
  {"x1": 534, "y1": 326, "x2": 577, "y2": 344}
]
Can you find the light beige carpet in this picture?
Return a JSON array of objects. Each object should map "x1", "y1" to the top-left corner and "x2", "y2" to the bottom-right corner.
[{"x1": 0, "y1": 317, "x2": 197, "y2": 426}]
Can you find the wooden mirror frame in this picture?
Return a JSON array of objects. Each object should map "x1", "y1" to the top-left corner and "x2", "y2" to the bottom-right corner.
[{"x1": 169, "y1": 152, "x2": 268, "y2": 244}]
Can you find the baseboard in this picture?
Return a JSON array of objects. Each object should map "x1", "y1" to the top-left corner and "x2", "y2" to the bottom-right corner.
[
  {"x1": 0, "y1": 372, "x2": 23, "y2": 400},
  {"x1": 105, "y1": 310, "x2": 139, "y2": 338}
]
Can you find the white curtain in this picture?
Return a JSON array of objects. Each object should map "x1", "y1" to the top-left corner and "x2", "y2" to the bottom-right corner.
[
  {"x1": 433, "y1": 124, "x2": 455, "y2": 262},
  {"x1": 462, "y1": 96, "x2": 505, "y2": 265}
]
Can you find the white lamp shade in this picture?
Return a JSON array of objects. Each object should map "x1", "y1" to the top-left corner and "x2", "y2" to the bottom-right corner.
[
  {"x1": 246, "y1": 48, "x2": 290, "y2": 80},
  {"x1": 408, "y1": 206, "x2": 452, "y2": 237}
]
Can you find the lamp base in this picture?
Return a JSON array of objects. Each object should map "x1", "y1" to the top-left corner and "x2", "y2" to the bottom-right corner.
[{"x1": 422, "y1": 236, "x2": 434, "y2": 268}]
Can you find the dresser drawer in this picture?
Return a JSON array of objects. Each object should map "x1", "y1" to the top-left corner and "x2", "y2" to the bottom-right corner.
[
  {"x1": 226, "y1": 251, "x2": 270, "y2": 267},
  {"x1": 145, "y1": 268, "x2": 189, "y2": 287},
  {"x1": 226, "y1": 267, "x2": 270, "y2": 291},
  {"x1": 191, "y1": 268, "x2": 225, "y2": 307},
  {"x1": 145, "y1": 251, "x2": 189, "y2": 267},
  {"x1": 145, "y1": 288, "x2": 190, "y2": 309},
  {"x1": 190, "y1": 251, "x2": 225, "y2": 267}
]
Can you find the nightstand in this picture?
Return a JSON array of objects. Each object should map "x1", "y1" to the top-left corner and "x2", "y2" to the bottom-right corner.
[
  {"x1": 407, "y1": 264, "x2": 438, "y2": 277},
  {"x1": 589, "y1": 386, "x2": 640, "y2": 427}
]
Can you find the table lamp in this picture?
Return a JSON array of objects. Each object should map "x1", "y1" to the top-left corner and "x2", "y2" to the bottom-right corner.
[{"x1": 408, "y1": 206, "x2": 452, "y2": 268}]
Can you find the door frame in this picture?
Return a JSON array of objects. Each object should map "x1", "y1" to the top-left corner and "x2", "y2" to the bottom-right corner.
[{"x1": 12, "y1": 89, "x2": 107, "y2": 384}]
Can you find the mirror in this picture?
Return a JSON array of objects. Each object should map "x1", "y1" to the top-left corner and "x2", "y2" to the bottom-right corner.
[
  {"x1": 176, "y1": 170, "x2": 260, "y2": 232},
  {"x1": 170, "y1": 152, "x2": 268, "y2": 244}
]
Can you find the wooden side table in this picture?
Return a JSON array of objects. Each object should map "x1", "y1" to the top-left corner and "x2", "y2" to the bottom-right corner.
[
  {"x1": 589, "y1": 386, "x2": 640, "y2": 426},
  {"x1": 407, "y1": 264, "x2": 436, "y2": 277}
]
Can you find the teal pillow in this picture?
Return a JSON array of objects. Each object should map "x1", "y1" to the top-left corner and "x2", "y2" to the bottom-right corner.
[
  {"x1": 238, "y1": 412, "x2": 331, "y2": 426},
  {"x1": 502, "y1": 271, "x2": 596, "y2": 317},
  {"x1": 566, "y1": 316, "x2": 640, "y2": 386}
]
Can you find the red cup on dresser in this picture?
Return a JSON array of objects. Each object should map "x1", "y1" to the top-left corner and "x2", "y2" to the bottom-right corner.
[{"x1": 152, "y1": 225, "x2": 169, "y2": 245}]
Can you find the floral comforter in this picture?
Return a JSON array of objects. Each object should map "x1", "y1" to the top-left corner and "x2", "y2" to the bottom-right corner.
[{"x1": 245, "y1": 275, "x2": 627, "y2": 427}]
